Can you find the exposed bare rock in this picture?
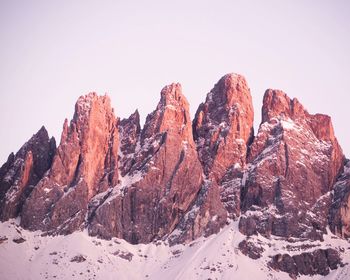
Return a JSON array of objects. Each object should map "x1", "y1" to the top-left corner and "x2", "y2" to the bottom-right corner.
[
  {"x1": 240, "y1": 89, "x2": 345, "y2": 240},
  {"x1": 238, "y1": 239, "x2": 264, "y2": 259},
  {"x1": 119, "y1": 110, "x2": 141, "y2": 176},
  {"x1": 220, "y1": 166, "x2": 243, "y2": 219},
  {"x1": 0, "y1": 71, "x2": 348, "y2": 279},
  {"x1": 193, "y1": 73, "x2": 254, "y2": 183},
  {"x1": 21, "y1": 93, "x2": 119, "y2": 233},
  {"x1": 0, "y1": 126, "x2": 56, "y2": 221},
  {"x1": 168, "y1": 180, "x2": 227, "y2": 244},
  {"x1": 269, "y1": 249, "x2": 342, "y2": 277},
  {"x1": 70, "y1": 254, "x2": 86, "y2": 263},
  {"x1": 329, "y1": 160, "x2": 350, "y2": 237},
  {"x1": 189, "y1": 73, "x2": 254, "y2": 226},
  {"x1": 89, "y1": 84, "x2": 204, "y2": 243},
  {"x1": 12, "y1": 237, "x2": 26, "y2": 244}
]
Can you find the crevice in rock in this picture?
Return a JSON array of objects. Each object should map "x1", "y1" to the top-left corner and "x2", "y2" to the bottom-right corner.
[
  {"x1": 284, "y1": 142, "x2": 289, "y2": 178},
  {"x1": 68, "y1": 154, "x2": 82, "y2": 189},
  {"x1": 165, "y1": 150, "x2": 185, "y2": 195}
]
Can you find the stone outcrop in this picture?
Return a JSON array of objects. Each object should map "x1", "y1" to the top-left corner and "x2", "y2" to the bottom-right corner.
[
  {"x1": 186, "y1": 73, "x2": 254, "y2": 225},
  {"x1": 270, "y1": 249, "x2": 342, "y2": 278},
  {"x1": 88, "y1": 84, "x2": 204, "y2": 243},
  {"x1": 118, "y1": 110, "x2": 141, "y2": 176},
  {"x1": 21, "y1": 93, "x2": 119, "y2": 233},
  {"x1": 0, "y1": 127, "x2": 56, "y2": 221},
  {"x1": 329, "y1": 160, "x2": 350, "y2": 237},
  {"x1": 193, "y1": 73, "x2": 254, "y2": 183},
  {"x1": 239, "y1": 89, "x2": 344, "y2": 240},
  {"x1": 0, "y1": 73, "x2": 348, "y2": 277},
  {"x1": 170, "y1": 73, "x2": 254, "y2": 242}
]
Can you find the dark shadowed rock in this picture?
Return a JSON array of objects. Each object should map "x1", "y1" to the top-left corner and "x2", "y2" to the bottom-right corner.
[
  {"x1": 270, "y1": 249, "x2": 341, "y2": 277},
  {"x1": 0, "y1": 126, "x2": 56, "y2": 221},
  {"x1": 168, "y1": 180, "x2": 227, "y2": 244},
  {"x1": 238, "y1": 239, "x2": 263, "y2": 259},
  {"x1": 0, "y1": 72, "x2": 347, "y2": 280},
  {"x1": 119, "y1": 110, "x2": 141, "y2": 177},
  {"x1": 329, "y1": 160, "x2": 350, "y2": 237}
]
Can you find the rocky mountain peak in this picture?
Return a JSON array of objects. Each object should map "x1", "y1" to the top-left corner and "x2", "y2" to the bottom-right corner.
[
  {"x1": 89, "y1": 84, "x2": 203, "y2": 244},
  {"x1": 20, "y1": 92, "x2": 119, "y2": 232},
  {"x1": 142, "y1": 83, "x2": 192, "y2": 143},
  {"x1": 159, "y1": 83, "x2": 185, "y2": 107},
  {"x1": 53, "y1": 92, "x2": 118, "y2": 194},
  {"x1": 74, "y1": 92, "x2": 112, "y2": 118},
  {"x1": 193, "y1": 73, "x2": 254, "y2": 182},
  {"x1": 1, "y1": 73, "x2": 349, "y2": 279},
  {"x1": 241, "y1": 88, "x2": 345, "y2": 242},
  {"x1": 0, "y1": 126, "x2": 56, "y2": 221},
  {"x1": 262, "y1": 89, "x2": 307, "y2": 123},
  {"x1": 212, "y1": 73, "x2": 252, "y2": 108}
]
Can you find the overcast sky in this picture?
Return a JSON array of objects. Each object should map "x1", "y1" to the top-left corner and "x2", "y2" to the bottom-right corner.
[{"x1": 0, "y1": 0, "x2": 349, "y2": 164}]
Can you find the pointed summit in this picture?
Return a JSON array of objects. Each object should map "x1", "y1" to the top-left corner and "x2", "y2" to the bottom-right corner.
[
  {"x1": 142, "y1": 83, "x2": 192, "y2": 143},
  {"x1": 21, "y1": 93, "x2": 119, "y2": 232},
  {"x1": 89, "y1": 85, "x2": 203, "y2": 243},
  {"x1": 262, "y1": 89, "x2": 307, "y2": 123},
  {"x1": 193, "y1": 73, "x2": 254, "y2": 182},
  {"x1": 0, "y1": 126, "x2": 56, "y2": 221},
  {"x1": 159, "y1": 83, "x2": 184, "y2": 107}
]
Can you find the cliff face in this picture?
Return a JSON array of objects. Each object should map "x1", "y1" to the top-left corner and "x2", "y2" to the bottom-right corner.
[
  {"x1": 20, "y1": 93, "x2": 119, "y2": 233},
  {"x1": 88, "y1": 83, "x2": 204, "y2": 243},
  {"x1": 0, "y1": 126, "x2": 56, "y2": 221},
  {"x1": 193, "y1": 74, "x2": 254, "y2": 183},
  {"x1": 239, "y1": 89, "x2": 344, "y2": 240},
  {"x1": 0, "y1": 73, "x2": 348, "y2": 277}
]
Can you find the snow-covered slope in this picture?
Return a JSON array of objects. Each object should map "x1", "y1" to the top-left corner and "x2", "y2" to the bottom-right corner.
[{"x1": 1, "y1": 220, "x2": 349, "y2": 280}]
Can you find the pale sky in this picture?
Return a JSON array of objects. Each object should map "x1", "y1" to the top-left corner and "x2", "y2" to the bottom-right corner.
[{"x1": 0, "y1": 0, "x2": 349, "y2": 164}]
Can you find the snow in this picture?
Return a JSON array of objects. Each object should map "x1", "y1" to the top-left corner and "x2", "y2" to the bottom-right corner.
[
  {"x1": 241, "y1": 170, "x2": 248, "y2": 187},
  {"x1": 181, "y1": 140, "x2": 188, "y2": 152},
  {"x1": 100, "y1": 171, "x2": 143, "y2": 205},
  {"x1": 165, "y1": 104, "x2": 177, "y2": 111},
  {"x1": 0, "y1": 220, "x2": 349, "y2": 280},
  {"x1": 43, "y1": 187, "x2": 51, "y2": 194},
  {"x1": 280, "y1": 119, "x2": 296, "y2": 130},
  {"x1": 233, "y1": 162, "x2": 241, "y2": 169}
]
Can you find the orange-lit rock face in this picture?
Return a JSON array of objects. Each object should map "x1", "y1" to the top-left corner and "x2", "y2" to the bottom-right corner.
[
  {"x1": 240, "y1": 89, "x2": 345, "y2": 240},
  {"x1": 0, "y1": 73, "x2": 348, "y2": 251},
  {"x1": 21, "y1": 93, "x2": 119, "y2": 232},
  {"x1": 0, "y1": 127, "x2": 55, "y2": 221},
  {"x1": 193, "y1": 73, "x2": 254, "y2": 183},
  {"x1": 89, "y1": 84, "x2": 204, "y2": 243},
  {"x1": 73, "y1": 94, "x2": 119, "y2": 197}
]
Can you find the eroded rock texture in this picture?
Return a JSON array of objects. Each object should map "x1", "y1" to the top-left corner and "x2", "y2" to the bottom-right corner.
[
  {"x1": 329, "y1": 160, "x2": 350, "y2": 237},
  {"x1": 270, "y1": 249, "x2": 342, "y2": 278},
  {"x1": 88, "y1": 84, "x2": 203, "y2": 243},
  {"x1": 21, "y1": 93, "x2": 119, "y2": 233},
  {"x1": 193, "y1": 73, "x2": 254, "y2": 182},
  {"x1": 239, "y1": 89, "x2": 344, "y2": 240},
  {"x1": 0, "y1": 127, "x2": 55, "y2": 221},
  {"x1": 0, "y1": 73, "x2": 348, "y2": 279}
]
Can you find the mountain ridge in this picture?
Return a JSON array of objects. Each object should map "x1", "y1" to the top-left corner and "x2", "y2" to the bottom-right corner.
[{"x1": 0, "y1": 73, "x2": 349, "y2": 278}]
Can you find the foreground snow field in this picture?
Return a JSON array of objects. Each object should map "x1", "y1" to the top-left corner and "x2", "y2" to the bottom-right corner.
[{"x1": 0, "y1": 220, "x2": 349, "y2": 280}]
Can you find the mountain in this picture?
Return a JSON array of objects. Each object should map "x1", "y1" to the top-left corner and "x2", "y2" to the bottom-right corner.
[{"x1": 0, "y1": 73, "x2": 349, "y2": 279}]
